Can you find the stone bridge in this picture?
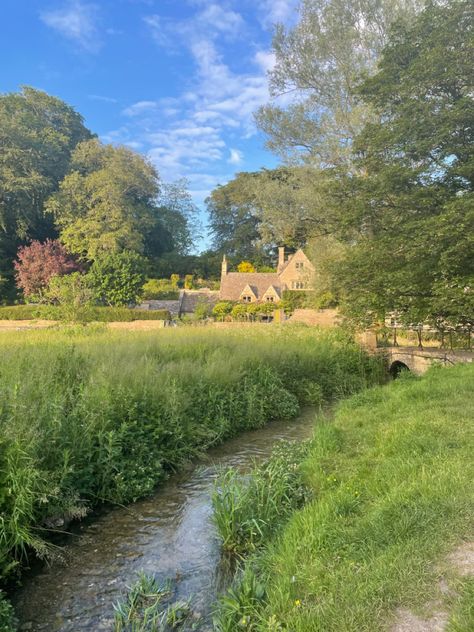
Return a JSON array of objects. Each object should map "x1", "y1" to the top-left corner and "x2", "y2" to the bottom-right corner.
[{"x1": 384, "y1": 346, "x2": 474, "y2": 376}]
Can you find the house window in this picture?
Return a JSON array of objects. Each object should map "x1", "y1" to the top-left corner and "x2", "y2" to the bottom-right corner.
[
  {"x1": 295, "y1": 262, "x2": 304, "y2": 270},
  {"x1": 242, "y1": 295, "x2": 252, "y2": 303},
  {"x1": 266, "y1": 296, "x2": 274, "y2": 302},
  {"x1": 292, "y1": 281, "x2": 306, "y2": 289}
]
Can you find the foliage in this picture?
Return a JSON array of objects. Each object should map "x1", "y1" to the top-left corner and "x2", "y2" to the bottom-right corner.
[
  {"x1": 193, "y1": 299, "x2": 212, "y2": 321},
  {"x1": 212, "y1": 301, "x2": 234, "y2": 321},
  {"x1": 237, "y1": 261, "x2": 256, "y2": 273},
  {"x1": 113, "y1": 572, "x2": 190, "y2": 631},
  {"x1": 0, "y1": 86, "x2": 92, "y2": 295},
  {"x1": 46, "y1": 272, "x2": 95, "y2": 322},
  {"x1": 156, "y1": 179, "x2": 199, "y2": 256},
  {"x1": 14, "y1": 239, "x2": 79, "y2": 300},
  {"x1": 0, "y1": 304, "x2": 170, "y2": 322},
  {"x1": 255, "y1": 0, "x2": 420, "y2": 167},
  {"x1": 212, "y1": 440, "x2": 311, "y2": 555},
  {"x1": 214, "y1": 362, "x2": 474, "y2": 630},
  {"x1": 330, "y1": 0, "x2": 474, "y2": 329},
  {"x1": 45, "y1": 139, "x2": 160, "y2": 260},
  {"x1": 0, "y1": 591, "x2": 16, "y2": 632},
  {"x1": 206, "y1": 174, "x2": 274, "y2": 264},
  {"x1": 88, "y1": 251, "x2": 146, "y2": 307},
  {"x1": 141, "y1": 278, "x2": 180, "y2": 301},
  {"x1": 0, "y1": 326, "x2": 381, "y2": 586}
]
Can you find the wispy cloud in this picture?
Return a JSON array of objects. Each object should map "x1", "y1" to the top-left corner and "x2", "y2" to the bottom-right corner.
[
  {"x1": 103, "y1": 2, "x2": 291, "y2": 202},
  {"x1": 259, "y1": 0, "x2": 299, "y2": 28},
  {"x1": 88, "y1": 94, "x2": 117, "y2": 103},
  {"x1": 40, "y1": 1, "x2": 101, "y2": 53},
  {"x1": 228, "y1": 148, "x2": 243, "y2": 164}
]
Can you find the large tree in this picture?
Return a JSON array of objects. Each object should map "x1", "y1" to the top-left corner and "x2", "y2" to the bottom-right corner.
[
  {"x1": 0, "y1": 86, "x2": 92, "y2": 297},
  {"x1": 206, "y1": 172, "x2": 271, "y2": 262},
  {"x1": 330, "y1": 0, "x2": 474, "y2": 329},
  {"x1": 255, "y1": 0, "x2": 421, "y2": 168},
  {"x1": 46, "y1": 139, "x2": 162, "y2": 261}
]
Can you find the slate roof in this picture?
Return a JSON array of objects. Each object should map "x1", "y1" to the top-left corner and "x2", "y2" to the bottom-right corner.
[{"x1": 220, "y1": 273, "x2": 282, "y2": 301}]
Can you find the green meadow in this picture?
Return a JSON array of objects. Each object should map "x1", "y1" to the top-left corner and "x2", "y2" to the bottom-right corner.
[{"x1": 213, "y1": 363, "x2": 474, "y2": 631}]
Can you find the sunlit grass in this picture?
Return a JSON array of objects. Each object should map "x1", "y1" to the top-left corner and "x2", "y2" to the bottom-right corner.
[{"x1": 213, "y1": 363, "x2": 474, "y2": 631}]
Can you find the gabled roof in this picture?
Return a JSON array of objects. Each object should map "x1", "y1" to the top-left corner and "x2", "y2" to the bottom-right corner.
[
  {"x1": 220, "y1": 272, "x2": 282, "y2": 301},
  {"x1": 239, "y1": 284, "x2": 258, "y2": 300},
  {"x1": 262, "y1": 284, "x2": 281, "y2": 298}
]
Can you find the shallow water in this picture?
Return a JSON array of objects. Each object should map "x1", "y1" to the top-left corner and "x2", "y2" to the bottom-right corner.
[{"x1": 13, "y1": 409, "x2": 317, "y2": 631}]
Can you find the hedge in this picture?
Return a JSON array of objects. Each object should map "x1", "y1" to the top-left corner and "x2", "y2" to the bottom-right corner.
[{"x1": 0, "y1": 305, "x2": 170, "y2": 322}]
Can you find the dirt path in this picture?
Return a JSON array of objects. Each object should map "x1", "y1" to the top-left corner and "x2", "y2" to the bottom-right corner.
[{"x1": 391, "y1": 542, "x2": 474, "y2": 631}]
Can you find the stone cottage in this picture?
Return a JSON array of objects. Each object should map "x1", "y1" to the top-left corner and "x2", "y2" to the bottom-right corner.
[{"x1": 219, "y1": 247, "x2": 314, "y2": 303}]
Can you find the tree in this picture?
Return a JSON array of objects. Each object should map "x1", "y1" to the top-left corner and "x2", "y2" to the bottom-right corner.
[
  {"x1": 0, "y1": 86, "x2": 92, "y2": 293},
  {"x1": 237, "y1": 261, "x2": 256, "y2": 273},
  {"x1": 14, "y1": 239, "x2": 79, "y2": 300},
  {"x1": 330, "y1": 0, "x2": 474, "y2": 329},
  {"x1": 46, "y1": 140, "x2": 161, "y2": 261},
  {"x1": 255, "y1": 0, "x2": 420, "y2": 167},
  {"x1": 206, "y1": 173, "x2": 272, "y2": 262},
  {"x1": 87, "y1": 251, "x2": 146, "y2": 306},
  {"x1": 212, "y1": 301, "x2": 234, "y2": 321},
  {"x1": 155, "y1": 179, "x2": 200, "y2": 255}
]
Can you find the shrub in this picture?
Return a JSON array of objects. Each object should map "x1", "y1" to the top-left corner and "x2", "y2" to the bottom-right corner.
[
  {"x1": 212, "y1": 301, "x2": 234, "y2": 321},
  {"x1": 46, "y1": 272, "x2": 95, "y2": 322},
  {"x1": 14, "y1": 239, "x2": 79, "y2": 300},
  {"x1": 142, "y1": 279, "x2": 180, "y2": 301},
  {"x1": 88, "y1": 251, "x2": 146, "y2": 306}
]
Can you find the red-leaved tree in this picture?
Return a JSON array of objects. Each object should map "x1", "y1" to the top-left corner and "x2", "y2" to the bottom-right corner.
[{"x1": 14, "y1": 239, "x2": 80, "y2": 300}]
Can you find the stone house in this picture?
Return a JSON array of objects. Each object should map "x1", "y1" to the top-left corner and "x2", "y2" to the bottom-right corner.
[{"x1": 219, "y1": 247, "x2": 314, "y2": 304}]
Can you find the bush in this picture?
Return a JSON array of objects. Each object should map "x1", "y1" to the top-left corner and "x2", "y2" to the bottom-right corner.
[
  {"x1": 46, "y1": 272, "x2": 95, "y2": 322},
  {"x1": 142, "y1": 279, "x2": 179, "y2": 301},
  {"x1": 88, "y1": 251, "x2": 146, "y2": 306}
]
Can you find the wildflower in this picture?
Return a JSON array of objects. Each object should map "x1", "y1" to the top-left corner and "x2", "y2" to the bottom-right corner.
[{"x1": 294, "y1": 599, "x2": 301, "y2": 607}]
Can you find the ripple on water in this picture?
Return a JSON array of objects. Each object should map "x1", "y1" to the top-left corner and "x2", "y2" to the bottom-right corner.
[{"x1": 13, "y1": 409, "x2": 317, "y2": 631}]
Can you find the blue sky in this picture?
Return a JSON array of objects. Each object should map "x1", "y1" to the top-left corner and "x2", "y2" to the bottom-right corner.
[{"x1": 1, "y1": 0, "x2": 298, "y2": 250}]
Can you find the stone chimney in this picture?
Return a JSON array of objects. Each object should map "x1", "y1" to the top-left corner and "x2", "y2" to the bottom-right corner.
[
  {"x1": 277, "y1": 247, "x2": 285, "y2": 273},
  {"x1": 221, "y1": 255, "x2": 228, "y2": 277}
]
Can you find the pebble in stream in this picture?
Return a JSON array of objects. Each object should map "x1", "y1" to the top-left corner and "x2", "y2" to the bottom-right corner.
[{"x1": 13, "y1": 410, "x2": 317, "y2": 631}]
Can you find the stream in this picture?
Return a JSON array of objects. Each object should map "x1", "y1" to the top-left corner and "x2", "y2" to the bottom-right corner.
[{"x1": 13, "y1": 408, "x2": 317, "y2": 631}]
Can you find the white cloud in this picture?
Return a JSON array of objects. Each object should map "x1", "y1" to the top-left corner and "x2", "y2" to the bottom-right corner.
[
  {"x1": 259, "y1": 0, "x2": 299, "y2": 28},
  {"x1": 228, "y1": 148, "x2": 243, "y2": 164},
  {"x1": 88, "y1": 94, "x2": 117, "y2": 103},
  {"x1": 40, "y1": 1, "x2": 101, "y2": 53},
  {"x1": 122, "y1": 100, "x2": 158, "y2": 117}
]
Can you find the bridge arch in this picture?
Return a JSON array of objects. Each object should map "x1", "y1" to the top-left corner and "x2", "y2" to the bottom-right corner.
[{"x1": 389, "y1": 360, "x2": 410, "y2": 378}]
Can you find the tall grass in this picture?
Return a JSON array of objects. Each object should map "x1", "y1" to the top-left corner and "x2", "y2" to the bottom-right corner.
[
  {"x1": 0, "y1": 325, "x2": 382, "y2": 588},
  {"x1": 213, "y1": 363, "x2": 474, "y2": 631}
]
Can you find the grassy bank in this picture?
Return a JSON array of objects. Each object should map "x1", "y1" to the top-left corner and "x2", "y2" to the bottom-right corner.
[
  {"x1": 214, "y1": 363, "x2": 474, "y2": 631},
  {"x1": 0, "y1": 325, "x2": 381, "y2": 592}
]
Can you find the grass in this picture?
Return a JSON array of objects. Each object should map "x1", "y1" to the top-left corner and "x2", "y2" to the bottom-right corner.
[
  {"x1": 212, "y1": 440, "x2": 312, "y2": 556},
  {"x1": 113, "y1": 572, "x2": 191, "y2": 631},
  {"x1": 447, "y1": 578, "x2": 474, "y2": 631},
  {"x1": 213, "y1": 363, "x2": 474, "y2": 631},
  {"x1": 0, "y1": 325, "x2": 381, "y2": 591}
]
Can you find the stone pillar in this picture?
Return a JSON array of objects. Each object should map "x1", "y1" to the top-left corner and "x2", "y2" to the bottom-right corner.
[{"x1": 221, "y1": 255, "x2": 228, "y2": 277}]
